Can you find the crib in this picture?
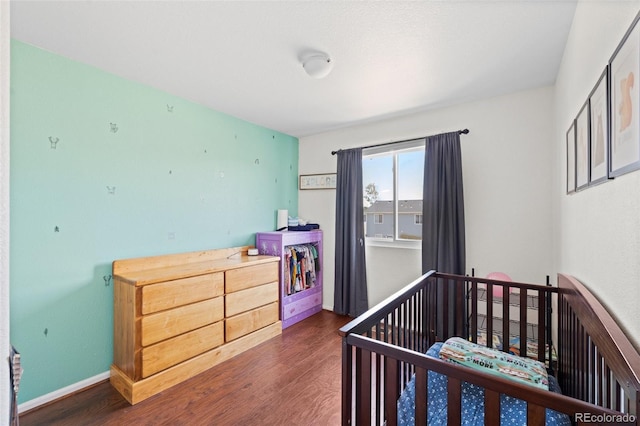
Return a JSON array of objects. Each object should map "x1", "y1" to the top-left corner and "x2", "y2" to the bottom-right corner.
[{"x1": 339, "y1": 271, "x2": 640, "y2": 425}]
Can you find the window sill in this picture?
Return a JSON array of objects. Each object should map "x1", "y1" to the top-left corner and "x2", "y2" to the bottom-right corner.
[{"x1": 365, "y1": 238, "x2": 421, "y2": 250}]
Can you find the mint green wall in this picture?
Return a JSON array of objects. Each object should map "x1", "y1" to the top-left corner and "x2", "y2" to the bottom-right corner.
[{"x1": 9, "y1": 40, "x2": 298, "y2": 403}]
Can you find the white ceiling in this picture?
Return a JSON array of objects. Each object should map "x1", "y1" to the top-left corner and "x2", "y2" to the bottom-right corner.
[{"x1": 10, "y1": 0, "x2": 577, "y2": 138}]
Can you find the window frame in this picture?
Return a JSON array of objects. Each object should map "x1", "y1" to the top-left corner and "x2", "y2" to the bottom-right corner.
[{"x1": 363, "y1": 138, "x2": 424, "y2": 249}]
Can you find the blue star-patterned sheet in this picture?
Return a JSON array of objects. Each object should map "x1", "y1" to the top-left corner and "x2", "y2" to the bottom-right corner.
[{"x1": 397, "y1": 342, "x2": 572, "y2": 425}]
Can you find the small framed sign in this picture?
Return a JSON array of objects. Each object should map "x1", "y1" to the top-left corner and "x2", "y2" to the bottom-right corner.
[{"x1": 299, "y1": 173, "x2": 337, "y2": 190}]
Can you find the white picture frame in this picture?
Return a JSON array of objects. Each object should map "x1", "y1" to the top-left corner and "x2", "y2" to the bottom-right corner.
[
  {"x1": 589, "y1": 67, "x2": 610, "y2": 185},
  {"x1": 566, "y1": 121, "x2": 576, "y2": 194},
  {"x1": 575, "y1": 101, "x2": 590, "y2": 191},
  {"x1": 610, "y1": 14, "x2": 640, "y2": 177}
]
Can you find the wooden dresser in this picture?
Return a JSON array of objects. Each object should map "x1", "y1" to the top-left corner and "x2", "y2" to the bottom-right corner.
[{"x1": 110, "y1": 246, "x2": 280, "y2": 404}]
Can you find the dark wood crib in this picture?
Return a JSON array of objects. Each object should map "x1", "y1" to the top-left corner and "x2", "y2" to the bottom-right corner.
[{"x1": 339, "y1": 271, "x2": 640, "y2": 425}]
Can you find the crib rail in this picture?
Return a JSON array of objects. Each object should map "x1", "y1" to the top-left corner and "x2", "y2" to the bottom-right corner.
[
  {"x1": 339, "y1": 271, "x2": 434, "y2": 425},
  {"x1": 557, "y1": 274, "x2": 640, "y2": 418},
  {"x1": 340, "y1": 270, "x2": 558, "y2": 363},
  {"x1": 344, "y1": 333, "x2": 623, "y2": 426},
  {"x1": 339, "y1": 271, "x2": 639, "y2": 425}
]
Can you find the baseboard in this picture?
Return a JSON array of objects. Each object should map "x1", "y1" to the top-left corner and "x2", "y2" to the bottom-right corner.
[{"x1": 18, "y1": 371, "x2": 110, "y2": 414}]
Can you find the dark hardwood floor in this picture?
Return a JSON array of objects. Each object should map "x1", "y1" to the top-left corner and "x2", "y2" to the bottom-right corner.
[{"x1": 20, "y1": 310, "x2": 352, "y2": 426}]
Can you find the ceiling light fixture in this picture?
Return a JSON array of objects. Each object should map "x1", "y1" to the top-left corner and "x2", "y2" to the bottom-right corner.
[{"x1": 302, "y1": 53, "x2": 333, "y2": 79}]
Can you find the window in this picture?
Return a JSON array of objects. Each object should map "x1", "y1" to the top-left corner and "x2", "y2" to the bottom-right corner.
[{"x1": 363, "y1": 139, "x2": 424, "y2": 245}]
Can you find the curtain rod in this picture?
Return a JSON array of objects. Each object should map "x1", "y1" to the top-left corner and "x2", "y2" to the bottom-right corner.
[{"x1": 330, "y1": 128, "x2": 469, "y2": 155}]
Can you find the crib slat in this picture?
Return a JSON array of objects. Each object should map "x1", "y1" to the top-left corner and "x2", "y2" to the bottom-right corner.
[
  {"x1": 484, "y1": 388, "x2": 500, "y2": 424},
  {"x1": 415, "y1": 367, "x2": 428, "y2": 425},
  {"x1": 503, "y1": 286, "x2": 510, "y2": 353},
  {"x1": 589, "y1": 339, "x2": 596, "y2": 404},
  {"x1": 401, "y1": 303, "x2": 408, "y2": 385},
  {"x1": 375, "y1": 352, "x2": 382, "y2": 426},
  {"x1": 427, "y1": 280, "x2": 436, "y2": 344},
  {"x1": 583, "y1": 324, "x2": 589, "y2": 401},
  {"x1": 455, "y1": 277, "x2": 464, "y2": 337},
  {"x1": 527, "y1": 403, "x2": 545, "y2": 426},
  {"x1": 537, "y1": 290, "x2": 545, "y2": 362},
  {"x1": 470, "y1": 281, "x2": 478, "y2": 344},
  {"x1": 584, "y1": 331, "x2": 590, "y2": 402},
  {"x1": 383, "y1": 317, "x2": 389, "y2": 343},
  {"x1": 597, "y1": 351, "x2": 604, "y2": 406},
  {"x1": 570, "y1": 316, "x2": 579, "y2": 398},
  {"x1": 577, "y1": 322, "x2": 583, "y2": 400},
  {"x1": 487, "y1": 285, "x2": 494, "y2": 347},
  {"x1": 402, "y1": 302, "x2": 408, "y2": 350},
  {"x1": 520, "y1": 289, "x2": 527, "y2": 356},
  {"x1": 391, "y1": 311, "x2": 397, "y2": 346},
  {"x1": 545, "y1": 285, "x2": 553, "y2": 372},
  {"x1": 605, "y1": 364, "x2": 612, "y2": 408},
  {"x1": 340, "y1": 340, "x2": 352, "y2": 425},
  {"x1": 447, "y1": 377, "x2": 462, "y2": 425},
  {"x1": 425, "y1": 284, "x2": 431, "y2": 344},
  {"x1": 558, "y1": 299, "x2": 566, "y2": 391},
  {"x1": 356, "y1": 348, "x2": 371, "y2": 425},
  {"x1": 384, "y1": 357, "x2": 399, "y2": 426},
  {"x1": 443, "y1": 279, "x2": 450, "y2": 339},
  {"x1": 411, "y1": 294, "x2": 417, "y2": 352}
]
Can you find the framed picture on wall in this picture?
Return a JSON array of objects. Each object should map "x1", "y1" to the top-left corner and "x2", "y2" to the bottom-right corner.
[
  {"x1": 588, "y1": 67, "x2": 610, "y2": 185},
  {"x1": 575, "y1": 100, "x2": 590, "y2": 191},
  {"x1": 299, "y1": 173, "x2": 337, "y2": 190},
  {"x1": 566, "y1": 121, "x2": 576, "y2": 194},
  {"x1": 609, "y1": 13, "x2": 640, "y2": 177}
]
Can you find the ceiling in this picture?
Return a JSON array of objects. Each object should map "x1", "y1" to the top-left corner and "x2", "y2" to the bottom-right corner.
[{"x1": 10, "y1": 0, "x2": 577, "y2": 138}]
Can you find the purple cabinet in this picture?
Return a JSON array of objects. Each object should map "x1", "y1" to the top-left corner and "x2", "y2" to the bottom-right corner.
[{"x1": 255, "y1": 230, "x2": 323, "y2": 329}]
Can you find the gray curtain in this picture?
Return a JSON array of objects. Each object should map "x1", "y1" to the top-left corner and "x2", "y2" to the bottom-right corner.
[
  {"x1": 334, "y1": 148, "x2": 368, "y2": 317},
  {"x1": 421, "y1": 132, "x2": 466, "y2": 338},
  {"x1": 421, "y1": 131, "x2": 465, "y2": 274}
]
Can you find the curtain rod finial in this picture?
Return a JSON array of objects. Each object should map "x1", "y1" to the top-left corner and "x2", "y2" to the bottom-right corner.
[{"x1": 459, "y1": 129, "x2": 469, "y2": 135}]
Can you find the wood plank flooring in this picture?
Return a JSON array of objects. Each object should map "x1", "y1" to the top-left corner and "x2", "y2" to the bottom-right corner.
[{"x1": 20, "y1": 310, "x2": 352, "y2": 426}]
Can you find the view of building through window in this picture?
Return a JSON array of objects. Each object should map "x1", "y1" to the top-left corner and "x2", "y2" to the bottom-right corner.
[{"x1": 363, "y1": 144, "x2": 424, "y2": 241}]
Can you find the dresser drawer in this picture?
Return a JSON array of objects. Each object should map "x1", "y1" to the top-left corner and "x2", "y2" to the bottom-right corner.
[
  {"x1": 141, "y1": 321, "x2": 224, "y2": 378},
  {"x1": 225, "y1": 301, "x2": 279, "y2": 341},
  {"x1": 141, "y1": 297, "x2": 224, "y2": 346},
  {"x1": 225, "y1": 262, "x2": 278, "y2": 293},
  {"x1": 282, "y1": 289, "x2": 323, "y2": 320},
  {"x1": 225, "y1": 281, "x2": 278, "y2": 317},
  {"x1": 141, "y1": 273, "x2": 224, "y2": 315}
]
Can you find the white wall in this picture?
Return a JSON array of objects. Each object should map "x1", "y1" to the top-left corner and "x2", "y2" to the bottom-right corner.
[
  {"x1": 554, "y1": 1, "x2": 640, "y2": 349},
  {"x1": 1, "y1": 0, "x2": 11, "y2": 422},
  {"x1": 299, "y1": 86, "x2": 554, "y2": 310}
]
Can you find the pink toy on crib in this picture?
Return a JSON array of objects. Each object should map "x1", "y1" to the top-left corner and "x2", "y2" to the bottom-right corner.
[{"x1": 486, "y1": 272, "x2": 512, "y2": 298}]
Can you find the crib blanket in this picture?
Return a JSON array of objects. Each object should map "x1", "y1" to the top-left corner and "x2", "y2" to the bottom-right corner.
[
  {"x1": 397, "y1": 342, "x2": 571, "y2": 426},
  {"x1": 439, "y1": 337, "x2": 549, "y2": 390}
]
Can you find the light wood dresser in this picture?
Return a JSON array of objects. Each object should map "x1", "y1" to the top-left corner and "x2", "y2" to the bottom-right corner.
[{"x1": 110, "y1": 246, "x2": 280, "y2": 404}]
